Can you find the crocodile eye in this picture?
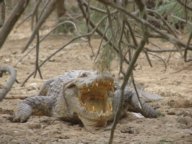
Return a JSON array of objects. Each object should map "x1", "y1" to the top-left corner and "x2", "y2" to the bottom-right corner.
[{"x1": 80, "y1": 73, "x2": 87, "y2": 77}]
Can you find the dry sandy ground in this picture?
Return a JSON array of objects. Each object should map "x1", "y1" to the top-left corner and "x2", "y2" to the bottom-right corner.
[{"x1": 0, "y1": 23, "x2": 192, "y2": 144}]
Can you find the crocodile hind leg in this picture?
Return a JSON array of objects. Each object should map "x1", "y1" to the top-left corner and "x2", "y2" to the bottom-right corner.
[{"x1": 13, "y1": 95, "x2": 56, "y2": 122}]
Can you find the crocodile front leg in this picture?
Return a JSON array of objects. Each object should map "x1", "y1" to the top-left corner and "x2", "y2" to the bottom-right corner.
[
  {"x1": 128, "y1": 92, "x2": 159, "y2": 118},
  {"x1": 114, "y1": 88, "x2": 159, "y2": 118},
  {"x1": 38, "y1": 79, "x2": 54, "y2": 96},
  {"x1": 13, "y1": 96, "x2": 56, "y2": 122}
]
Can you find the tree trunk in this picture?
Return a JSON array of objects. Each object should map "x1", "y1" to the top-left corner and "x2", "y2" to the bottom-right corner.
[
  {"x1": 0, "y1": 0, "x2": 5, "y2": 27},
  {"x1": 56, "y1": 0, "x2": 66, "y2": 19},
  {"x1": 0, "y1": 0, "x2": 29, "y2": 49}
]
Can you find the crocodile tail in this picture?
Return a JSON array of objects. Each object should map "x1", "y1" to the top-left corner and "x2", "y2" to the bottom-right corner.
[
  {"x1": 0, "y1": 65, "x2": 16, "y2": 101},
  {"x1": 129, "y1": 92, "x2": 159, "y2": 118}
]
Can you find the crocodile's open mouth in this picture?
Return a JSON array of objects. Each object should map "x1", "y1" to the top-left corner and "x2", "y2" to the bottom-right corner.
[
  {"x1": 78, "y1": 78, "x2": 114, "y2": 127},
  {"x1": 80, "y1": 80, "x2": 113, "y2": 113},
  {"x1": 65, "y1": 71, "x2": 115, "y2": 128}
]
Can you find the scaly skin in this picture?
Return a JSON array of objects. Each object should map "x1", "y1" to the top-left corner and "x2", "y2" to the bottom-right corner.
[{"x1": 13, "y1": 70, "x2": 160, "y2": 128}]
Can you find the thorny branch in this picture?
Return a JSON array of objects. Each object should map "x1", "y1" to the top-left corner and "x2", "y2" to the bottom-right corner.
[
  {"x1": 177, "y1": 0, "x2": 192, "y2": 11},
  {"x1": 103, "y1": 0, "x2": 149, "y2": 143}
]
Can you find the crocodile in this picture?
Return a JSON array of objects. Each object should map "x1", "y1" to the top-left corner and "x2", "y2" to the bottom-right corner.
[{"x1": 12, "y1": 70, "x2": 160, "y2": 129}]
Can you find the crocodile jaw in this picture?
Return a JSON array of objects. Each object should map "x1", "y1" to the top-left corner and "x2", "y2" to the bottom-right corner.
[
  {"x1": 65, "y1": 72, "x2": 114, "y2": 128},
  {"x1": 78, "y1": 82, "x2": 113, "y2": 127}
]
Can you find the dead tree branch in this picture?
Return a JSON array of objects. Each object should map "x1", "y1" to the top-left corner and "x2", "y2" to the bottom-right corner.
[
  {"x1": 22, "y1": 0, "x2": 56, "y2": 53},
  {"x1": 0, "y1": 65, "x2": 16, "y2": 101},
  {"x1": 0, "y1": 0, "x2": 29, "y2": 49}
]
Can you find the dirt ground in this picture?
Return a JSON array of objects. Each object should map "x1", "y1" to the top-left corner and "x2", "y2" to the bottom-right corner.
[{"x1": 0, "y1": 21, "x2": 192, "y2": 144}]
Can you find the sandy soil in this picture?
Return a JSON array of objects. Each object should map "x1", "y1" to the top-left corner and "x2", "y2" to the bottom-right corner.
[{"x1": 0, "y1": 22, "x2": 192, "y2": 144}]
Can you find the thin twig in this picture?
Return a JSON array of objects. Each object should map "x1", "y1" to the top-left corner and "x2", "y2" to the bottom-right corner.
[
  {"x1": 34, "y1": 2, "x2": 43, "y2": 79},
  {"x1": 177, "y1": 0, "x2": 192, "y2": 11},
  {"x1": 22, "y1": 0, "x2": 56, "y2": 53},
  {"x1": 184, "y1": 31, "x2": 192, "y2": 62},
  {"x1": 16, "y1": 0, "x2": 42, "y2": 29},
  {"x1": 15, "y1": 21, "x2": 78, "y2": 66}
]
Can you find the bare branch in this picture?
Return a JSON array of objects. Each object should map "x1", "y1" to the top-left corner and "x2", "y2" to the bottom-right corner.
[
  {"x1": 0, "y1": 65, "x2": 16, "y2": 101},
  {"x1": 22, "y1": 0, "x2": 56, "y2": 53},
  {"x1": 0, "y1": 0, "x2": 29, "y2": 49}
]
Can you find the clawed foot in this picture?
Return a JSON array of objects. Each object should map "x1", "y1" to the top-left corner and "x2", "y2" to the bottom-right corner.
[
  {"x1": 11, "y1": 103, "x2": 32, "y2": 122},
  {"x1": 11, "y1": 112, "x2": 30, "y2": 123}
]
